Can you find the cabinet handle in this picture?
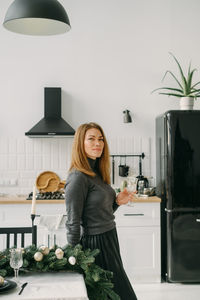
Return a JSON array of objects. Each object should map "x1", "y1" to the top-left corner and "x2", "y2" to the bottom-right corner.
[
  {"x1": 123, "y1": 213, "x2": 144, "y2": 216},
  {"x1": 165, "y1": 208, "x2": 172, "y2": 213}
]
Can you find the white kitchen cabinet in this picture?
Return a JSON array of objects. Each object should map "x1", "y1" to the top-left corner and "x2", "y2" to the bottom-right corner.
[
  {"x1": 115, "y1": 202, "x2": 161, "y2": 283},
  {"x1": 0, "y1": 199, "x2": 161, "y2": 283},
  {"x1": 0, "y1": 203, "x2": 67, "y2": 249}
]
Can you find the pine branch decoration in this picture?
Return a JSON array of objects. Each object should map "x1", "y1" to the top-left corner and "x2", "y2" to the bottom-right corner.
[{"x1": 0, "y1": 244, "x2": 120, "y2": 300}]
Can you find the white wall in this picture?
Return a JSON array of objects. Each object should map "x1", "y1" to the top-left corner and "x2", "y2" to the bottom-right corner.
[{"x1": 1, "y1": 0, "x2": 200, "y2": 194}]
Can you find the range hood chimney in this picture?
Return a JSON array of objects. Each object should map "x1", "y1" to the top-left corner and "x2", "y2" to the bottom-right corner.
[{"x1": 25, "y1": 87, "x2": 75, "y2": 137}]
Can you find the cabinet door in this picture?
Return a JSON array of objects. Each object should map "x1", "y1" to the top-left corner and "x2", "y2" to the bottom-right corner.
[
  {"x1": 117, "y1": 226, "x2": 161, "y2": 283},
  {"x1": 115, "y1": 203, "x2": 160, "y2": 226}
]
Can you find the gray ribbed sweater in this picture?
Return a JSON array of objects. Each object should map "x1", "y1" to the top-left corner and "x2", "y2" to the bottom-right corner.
[{"x1": 65, "y1": 158, "x2": 119, "y2": 246}]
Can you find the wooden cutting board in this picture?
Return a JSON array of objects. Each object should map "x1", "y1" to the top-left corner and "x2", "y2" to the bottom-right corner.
[{"x1": 36, "y1": 171, "x2": 60, "y2": 192}]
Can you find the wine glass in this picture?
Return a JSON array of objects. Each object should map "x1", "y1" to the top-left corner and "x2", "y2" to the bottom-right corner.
[
  {"x1": 10, "y1": 248, "x2": 23, "y2": 284},
  {"x1": 127, "y1": 177, "x2": 136, "y2": 206}
]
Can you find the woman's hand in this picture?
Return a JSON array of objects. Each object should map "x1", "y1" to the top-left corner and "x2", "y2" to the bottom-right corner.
[{"x1": 116, "y1": 189, "x2": 136, "y2": 205}]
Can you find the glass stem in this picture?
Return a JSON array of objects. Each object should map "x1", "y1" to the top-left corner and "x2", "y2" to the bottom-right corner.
[{"x1": 14, "y1": 268, "x2": 19, "y2": 283}]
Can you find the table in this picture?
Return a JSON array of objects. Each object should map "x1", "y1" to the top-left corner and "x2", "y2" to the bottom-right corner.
[{"x1": 2, "y1": 272, "x2": 89, "y2": 300}]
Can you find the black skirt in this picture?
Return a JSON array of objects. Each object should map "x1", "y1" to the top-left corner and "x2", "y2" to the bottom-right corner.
[{"x1": 81, "y1": 227, "x2": 137, "y2": 300}]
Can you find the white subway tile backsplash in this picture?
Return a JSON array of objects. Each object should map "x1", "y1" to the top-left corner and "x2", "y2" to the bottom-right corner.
[
  {"x1": 17, "y1": 154, "x2": 26, "y2": 169},
  {"x1": 51, "y1": 139, "x2": 59, "y2": 155},
  {"x1": 0, "y1": 155, "x2": 7, "y2": 170},
  {"x1": 0, "y1": 139, "x2": 8, "y2": 154},
  {"x1": 0, "y1": 136, "x2": 154, "y2": 194},
  {"x1": 59, "y1": 154, "x2": 68, "y2": 170},
  {"x1": 51, "y1": 154, "x2": 59, "y2": 170},
  {"x1": 8, "y1": 138, "x2": 17, "y2": 154},
  {"x1": 8, "y1": 155, "x2": 17, "y2": 170},
  {"x1": 25, "y1": 155, "x2": 34, "y2": 170},
  {"x1": 25, "y1": 139, "x2": 34, "y2": 154},
  {"x1": 141, "y1": 138, "x2": 150, "y2": 154},
  {"x1": 42, "y1": 140, "x2": 51, "y2": 155},
  {"x1": 42, "y1": 155, "x2": 51, "y2": 170},
  {"x1": 34, "y1": 155, "x2": 42, "y2": 170},
  {"x1": 18, "y1": 178, "x2": 29, "y2": 188},
  {"x1": 20, "y1": 171, "x2": 37, "y2": 179},
  {"x1": 17, "y1": 139, "x2": 25, "y2": 154},
  {"x1": 34, "y1": 139, "x2": 43, "y2": 154}
]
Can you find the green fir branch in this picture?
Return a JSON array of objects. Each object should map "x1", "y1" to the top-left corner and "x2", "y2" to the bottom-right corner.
[{"x1": 0, "y1": 244, "x2": 120, "y2": 300}]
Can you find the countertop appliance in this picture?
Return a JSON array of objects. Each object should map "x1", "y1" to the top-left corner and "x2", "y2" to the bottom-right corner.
[
  {"x1": 27, "y1": 191, "x2": 65, "y2": 200},
  {"x1": 156, "y1": 110, "x2": 200, "y2": 283},
  {"x1": 25, "y1": 87, "x2": 75, "y2": 137},
  {"x1": 136, "y1": 155, "x2": 149, "y2": 191}
]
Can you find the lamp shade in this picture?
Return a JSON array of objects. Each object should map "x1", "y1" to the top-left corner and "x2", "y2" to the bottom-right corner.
[{"x1": 3, "y1": 0, "x2": 71, "y2": 35}]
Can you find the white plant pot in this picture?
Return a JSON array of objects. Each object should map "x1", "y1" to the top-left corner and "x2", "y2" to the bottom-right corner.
[{"x1": 180, "y1": 97, "x2": 194, "y2": 110}]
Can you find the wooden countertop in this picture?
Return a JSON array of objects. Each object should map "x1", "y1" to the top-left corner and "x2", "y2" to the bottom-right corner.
[
  {"x1": 132, "y1": 196, "x2": 161, "y2": 202},
  {"x1": 0, "y1": 195, "x2": 161, "y2": 204}
]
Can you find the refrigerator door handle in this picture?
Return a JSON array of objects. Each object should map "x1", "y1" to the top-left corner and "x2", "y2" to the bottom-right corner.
[
  {"x1": 196, "y1": 219, "x2": 200, "y2": 222},
  {"x1": 165, "y1": 208, "x2": 172, "y2": 212}
]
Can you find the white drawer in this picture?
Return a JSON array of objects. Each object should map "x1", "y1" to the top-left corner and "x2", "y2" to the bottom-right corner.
[{"x1": 114, "y1": 202, "x2": 160, "y2": 227}]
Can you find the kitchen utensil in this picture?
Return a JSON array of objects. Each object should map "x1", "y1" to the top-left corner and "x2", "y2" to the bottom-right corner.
[
  {"x1": 136, "y1": 156, "x2": 149, "y2": 191},
  {"x1": 58, "y1": 180, "x2": 66, "y2": 190},
  {"x1": 18, "y1": 282, "x2": 28, "y2": 295},
  {"x1": 118, "y1": 156, "x2": 129, "y2": 177},
  {"x1": 36, "y1": 171, "x2": 60, "y2": 192},
  {"x1": 136, "y1": 176, "x2": 149, "y2": 191}
]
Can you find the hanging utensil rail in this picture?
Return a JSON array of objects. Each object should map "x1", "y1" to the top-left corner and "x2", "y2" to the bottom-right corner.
[{"x1": 110, "y1": 153, "x2": 145, "y2": 184}]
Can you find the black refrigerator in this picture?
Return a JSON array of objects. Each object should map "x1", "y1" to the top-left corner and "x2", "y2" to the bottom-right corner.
[{"x1": 156, "y1": 110, "x2": 200, "y2": 283}]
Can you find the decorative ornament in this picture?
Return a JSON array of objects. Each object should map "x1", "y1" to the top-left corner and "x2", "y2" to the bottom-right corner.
[
  {"x1": 55, "y1": 248, "x2": 64, "y2": 259},
  {"x1": 0, "y1": 276, "x2": 4, "y2": 286},
  {"x1": 20, "y1": 248, "x2": 25, "y2": 254},
  {"x1": 34, "y1": 251, "x2": 43, "y2": 262},
  {"x1": 39, "y1": 245, "x2": 50, "y2": 255},
  {"x1": 49, "y1": 245, "x2": 56, "y2": 251},
  {"x1": 68, "y1": 256, "x2": 76, "y2": 265},
  {"x1": 0, "y1": 244, "x2": 120, "y2": 300}
]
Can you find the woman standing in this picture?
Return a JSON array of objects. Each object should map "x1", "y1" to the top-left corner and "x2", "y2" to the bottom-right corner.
[{"x1": 65, "y1": 122, "x2": 137, "y2": 300}]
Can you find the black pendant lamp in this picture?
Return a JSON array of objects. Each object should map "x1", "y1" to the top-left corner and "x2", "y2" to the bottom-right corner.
[{"x1": 3, "y1": 0, "x2": 71, "y2": 36}]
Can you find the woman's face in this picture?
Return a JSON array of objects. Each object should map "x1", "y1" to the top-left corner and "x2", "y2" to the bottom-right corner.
[{"x1": 84, "y1": 128, "x2": 104, "y2": 160}]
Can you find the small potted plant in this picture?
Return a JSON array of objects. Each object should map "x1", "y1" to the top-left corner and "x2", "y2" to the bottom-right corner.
[{"x1": 152, "y1": 52, "x2": 200, "y2": 110}]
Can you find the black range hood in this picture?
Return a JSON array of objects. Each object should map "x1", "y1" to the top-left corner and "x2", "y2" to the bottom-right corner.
[{"x1": 25, "y1": 87, "x2": 75, "y2": 137}]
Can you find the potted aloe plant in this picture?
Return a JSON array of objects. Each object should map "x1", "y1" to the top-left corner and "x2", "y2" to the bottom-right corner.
[{"x1": 152, "y1": 52, "x2": 200, "y2": 110}]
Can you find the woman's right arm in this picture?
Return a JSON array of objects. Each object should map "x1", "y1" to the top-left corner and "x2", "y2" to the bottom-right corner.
[{"x1": 65, "y1": 171, "x2": 88, "y2": 246}]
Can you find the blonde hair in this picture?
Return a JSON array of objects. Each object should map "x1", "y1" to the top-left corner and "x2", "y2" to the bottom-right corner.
[{"x1": 69, "y1": 122, "x2": 111, "y2": 184}]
